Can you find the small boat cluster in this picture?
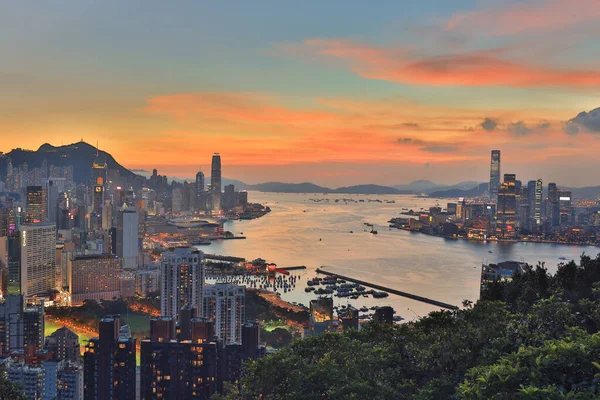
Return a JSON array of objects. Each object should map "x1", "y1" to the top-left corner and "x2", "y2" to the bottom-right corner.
[
  {"x1": 305, "y1": 277, "x2": 389, "y2": 299},
  {"x1": 211, "y1": 274, "x2": 299, "y2": 294}
]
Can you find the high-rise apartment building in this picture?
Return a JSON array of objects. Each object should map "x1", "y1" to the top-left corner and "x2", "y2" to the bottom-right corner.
[
  {"x1": 203, "y1": 283, "x2": 245, "y2": 345},
  {"x1": 140, "y1": 315, "x2": 219, "y2": 399},
  {"x1": 211, "y1": 153, "x2": 222, "y2": 212},
  {"x1": 489, "y1": 150, "x2": 501, "y2": 204},
  {"x1": 116, "y1": 205, "x2": 138, "y2": 269},
  {"x1": 84, "y1": 316, "x2": 136, "y2": 400},
  {"x1": 160, "y1": 247, "x2": 205, "y2": 321},
  {"x1": 70, "y1": 255, "x2": 121, "y2": 305},
  {"x1": 45, "y1": 326, "x2": 80, "y2": 362},
  {"x1": 0, "y1": 295, "x2": 44, "y2": 356},
  {"x1": 20, "y1": 224, "x2": 56, "y2": 297},
  {"x1": 25, "y1": 185, "x2": 47, "y2": 223},
  {"x1": 309, "y1": 297, "x2": 334, "y2": 336}
]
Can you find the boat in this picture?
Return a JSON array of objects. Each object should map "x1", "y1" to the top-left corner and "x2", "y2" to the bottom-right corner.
[
  {"x1": 488, "y1": 250, "x2": 493, "y2": 253},
  {"x1": 370, "y1": 228, "x2": 378, "y2": 235},
  {"x1": 559, "y1": 256, "x2": 567, "y2": 260}
]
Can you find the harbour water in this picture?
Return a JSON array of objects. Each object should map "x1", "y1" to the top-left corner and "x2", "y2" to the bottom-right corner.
[{"x1": 205, "y1": 192, "x2": 599, "y2": 320}]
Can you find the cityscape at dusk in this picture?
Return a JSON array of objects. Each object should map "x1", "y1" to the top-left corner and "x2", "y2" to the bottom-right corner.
[
  {"x1": 1, "y1": 1, "x2": 600, "y2": 400},
  {"x1": 2, "y1": 1, "x2": 600, "y2": 186}
]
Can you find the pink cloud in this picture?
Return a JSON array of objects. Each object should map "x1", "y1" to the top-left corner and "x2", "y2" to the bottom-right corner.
[{"x1": 294, "y1": 39, "x2": 600, "y2": 88}]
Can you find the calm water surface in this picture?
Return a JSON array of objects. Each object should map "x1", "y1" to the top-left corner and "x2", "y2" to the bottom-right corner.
[{"x1": 205, "y1": 192, "x2": 598, "y2": 320}]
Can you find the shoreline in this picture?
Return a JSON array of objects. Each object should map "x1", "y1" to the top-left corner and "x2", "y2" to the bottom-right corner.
[{"x1": 390, "y1": 225, "x2": 599, "y2": 248}]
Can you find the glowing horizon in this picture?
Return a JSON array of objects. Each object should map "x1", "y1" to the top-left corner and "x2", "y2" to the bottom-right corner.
[{"x1": 1, "y1": 1, "x2": 599, "y2": 187}]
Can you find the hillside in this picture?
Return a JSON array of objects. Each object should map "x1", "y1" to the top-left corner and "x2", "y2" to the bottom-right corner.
[
  {"x1": 0, "y1": 141, "x2": 137, "y2": 184},
  {"x1": 230, "y1": 255, "x2": 600, "y2": 399}
]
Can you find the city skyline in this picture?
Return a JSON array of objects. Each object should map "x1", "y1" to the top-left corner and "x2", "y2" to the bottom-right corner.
[{"x1": 1, "y1": 1, "x2": 600, "y2": 187}]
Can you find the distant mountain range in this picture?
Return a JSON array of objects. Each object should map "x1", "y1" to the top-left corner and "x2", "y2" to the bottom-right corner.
[{"x1": 2, "y1": 142, "x2": 600, "y2": 198}]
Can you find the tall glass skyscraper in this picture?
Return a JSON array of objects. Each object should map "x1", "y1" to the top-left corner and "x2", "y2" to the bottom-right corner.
[
  {"x1": 211, "y1": 153, "x2": 222, "y2": 211},
  {"x1": 489, "y1": 150, "x2": 501, "y2": 203},
  {"x1": 195, "y1": 171, "x2": 205, "y2": 211}
]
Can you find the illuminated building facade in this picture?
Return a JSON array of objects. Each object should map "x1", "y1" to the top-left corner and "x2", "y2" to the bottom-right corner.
[
  {"x1": 0, "y1": 295, "x2": 44, "y2": 356},
  {"x1": 496, "y1": 174, "x2": 517, "y2": 237},
  {"x1": 309, "y1": 297, "x2": 333, "y2": 336},
  {"x1": 84, "y1": 316, "x2": 136, "y2": 400},
  {"x1": 25, "y1": 186, "x2": 46, "y2": 224},
  {"x1": 203, "y1": 283, "x2": 245, "y2": 345},
  {"x1": 489, "y1": 150, "x2": 501, "y2": 204},
  {"x1": 70, "y1": 255, "x2": 121, "y2": 305},
  {"x1": 160, "y1": 247, "x2": 206, "y2": 321},
  {"x1": 20, "y1": 224, "x2": 56, "y2": 297},
  {"x1": 140, "y1": 315, "x2": 218, "y2": 399}
]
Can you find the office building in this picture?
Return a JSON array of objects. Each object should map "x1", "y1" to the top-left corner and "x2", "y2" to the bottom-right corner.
[
  {"x1": 25, "y1": 185, "x2": 47, "y2": 223},
  {"x1": 160, "y1": 247, "x2": 206, "y2": 321},
  {"x1": 116, "y1": 205, "x2": 138, "y2": 270},
  {"x1": 0, "y1": 295, "x2": 44, "y2": 356},
  {"x1": 558, "y1": 190, "x2": 573, "y2": 225},
  {"x1": 70, "y1": 255, "x2": 121, "y2": 305},
  {"x1": 203, "y1": 283, "x2": 245, "y2": 345},
  {"x1": 211, "y1": 153, "x2": 222, "y2": 211},
  {"x1": 20, "y1": 224, "x2": 56, "y2": 297},
  {"x1": 548, "y1": 183, "x2": 560, "y2": 227},
  {"x1": 45, "y1": 326, "x2": 80, "y2": 362},
  {"x1": 45, "y1": 179, "x2": 61, "y2": 224},
  {"x1": 196, "y1": 171, "x2": 206, "y2": 211},
  {"x1": 496, "y1": 174, "x2": 518, "y2": 237},
  {"x1": 223, "y1": 184, "x2": 235, "y2": 211},
  {"x1": 489, "y1": 150, "x2": 501, "y2": 204},
  {"x1": 91, "y1": 160, "x2": 107, "y2": 231},
  {"x1": 172, "y1": 187, "x2": 184, "y2": 214},
  {"x1": 84, "y1": 316, "x2": 136, "y2": 400},
  {"x1": 140, "y1": 315, "x2": 219, "y2": 400},
  {"x1": 309, "y1": 297, "x2": 334, "y2": 336}
]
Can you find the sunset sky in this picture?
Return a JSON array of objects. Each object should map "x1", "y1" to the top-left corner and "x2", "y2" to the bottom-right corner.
[{"x1": 2, "y1": 0, "x2": 600, "y2": 187}]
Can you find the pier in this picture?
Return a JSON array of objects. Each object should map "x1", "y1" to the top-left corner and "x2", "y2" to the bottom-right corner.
[
  {"x1": 315, "y1": 267, "x2": 459, "y2": 310},
  {"x1": 279, "y1": 266, "x2": 307, "y2": 271}
]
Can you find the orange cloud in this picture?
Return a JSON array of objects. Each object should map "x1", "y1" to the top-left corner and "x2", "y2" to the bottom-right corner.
[
  {"x1": 291, "y1": 39, "x2": 600, "y2": 88},
  {"x1": 446, "y1": 0, "x2": 600, "y2": 36}
]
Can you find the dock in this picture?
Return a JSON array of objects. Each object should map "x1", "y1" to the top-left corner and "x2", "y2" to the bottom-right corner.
[
  {"x1": 279, "y1": 266, "x2": 307, "y2": 271},
  {"x1": 315, "y1": 267, "x2": 459, "y2": 310}
]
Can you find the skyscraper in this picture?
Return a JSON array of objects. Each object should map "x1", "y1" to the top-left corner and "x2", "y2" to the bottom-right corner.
[
  {"x1": 211, "y1": 153, "x2": 222, "y2": 212},
  {"x1": 91, "y1": 159, "x2": 107, "y2": 231},
  {"x1": 223, "y1": 184, "x2": 235, "y2": 211},
  {"x1": 534, "y1": 179, "x2": 543, "y2": 226},
  {"x1": 25, "y1": 186, "x2": 46, "y2": 223},
  {"x1": 203, "y1": 283, "x2": 245, "y2": 345},
  {"x1": 116, "y1": 205, "x2": 138, "y2": 270},
  {"x1": 548, "y1": 183, "x2": 560, "y2": 227},
  {"x1": 84, "y1": 316, "x2": 136, "y2": 400},
  {"x1": 20, "y1": 224, "x2": 56, "y2": 297},
  {"x1": 489, "y1": 150, "x2": 501, "y2": 204},
  {"x1": 196, "y1": 171, "x2": 206, "y2": 211},
  {"x1": 160, "y1": 247, "x2": 206, "y2": 320},
  {"x1": 496, "y1": 174, "x2": 517, "y2": 238}
]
